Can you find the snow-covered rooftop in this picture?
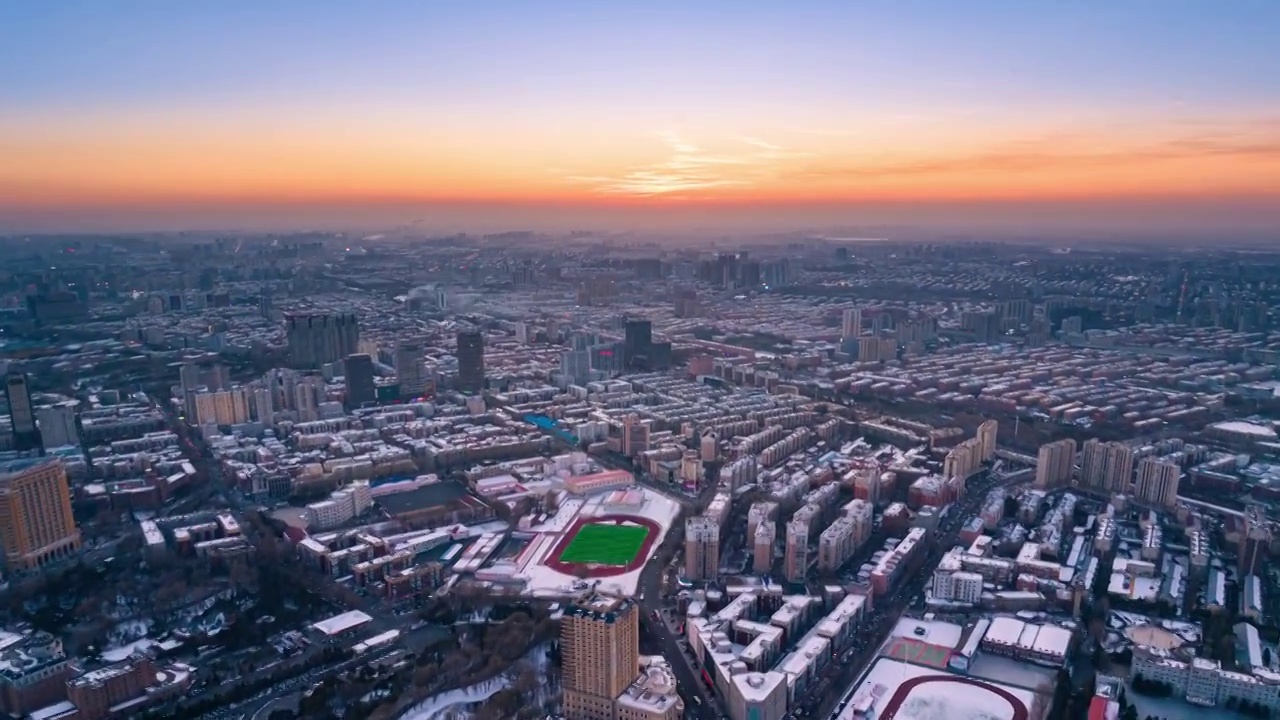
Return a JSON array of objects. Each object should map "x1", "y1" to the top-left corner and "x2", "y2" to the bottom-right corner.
[{"x1": 311, "y1": 610, "x2": 373, "y2": 636}]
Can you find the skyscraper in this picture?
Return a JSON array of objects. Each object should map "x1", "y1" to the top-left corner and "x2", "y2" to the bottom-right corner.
[
  {"x1": 395, "y1": 338, "x2": 429, "y2": 397},
  {"x1": 4, "y1": 373, "x2": 40, "y2": 452},
  {"x1": 623, "y1": 319, "x2": 652, "y2": 370},
  {"x1": 684, "y1": 516, "x2": 719, "y2": 581},
  {"x1": 562, "y1": 594, "x2": 639, "y2": 720},
  {"x1": 343, "y1": 354, "x2": 376, "y2": 408},
  {"x1": 455, "y1": 330, "x2": 485, "y2": 394},
  {"x1": 0, "y1": 458, "x2": 82, "y2": 571},
  {"x1": 286, "y1": 313, "x2": 360, "y2": 369}
]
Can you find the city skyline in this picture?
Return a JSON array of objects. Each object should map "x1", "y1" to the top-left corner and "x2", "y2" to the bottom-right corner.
[{"x1": 3, "y1": 1, "x2": 1278, "y2": 235}]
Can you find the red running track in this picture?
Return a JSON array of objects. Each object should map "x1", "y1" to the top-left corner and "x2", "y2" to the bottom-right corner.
[
  {"x1": 544, "y1": 514, "x2": 662, "y2": 578},
  {"x1": 880, "y1": 675, "x2": 1029, "y2": 720}
]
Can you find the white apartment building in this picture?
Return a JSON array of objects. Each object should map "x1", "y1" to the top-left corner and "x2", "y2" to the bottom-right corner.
[
  {"x1": 1133, "y1": 647, "x2": 1280, "y2": 710},
  {"x1": 306, "y1": 480, "x2": 373, "y2": 530}
]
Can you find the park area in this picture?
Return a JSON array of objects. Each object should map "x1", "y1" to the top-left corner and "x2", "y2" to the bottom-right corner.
[{"x1": 557, "y1": 522, "x2": 651, "y2": 566}]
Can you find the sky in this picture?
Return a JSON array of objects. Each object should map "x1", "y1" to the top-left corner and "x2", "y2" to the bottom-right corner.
[{"x1": 2, "y1": 1, "x2": 1278, "y2": 237}]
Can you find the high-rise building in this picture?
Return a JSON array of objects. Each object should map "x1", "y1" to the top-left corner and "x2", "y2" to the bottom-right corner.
[
  {"x1": 623, "y1": 319, "x2": 653, "y2": 370},
  {"x1": 622, "y1": 414, "x2": 650, "y2": 457},
  {"x1": 752, "y1": 522, "x2": 776, "y2": 574},
  {"x1": 1079, "y1": 439, "x2": 1134, "y2": 494},
  {"x1": 286, "y1": 313, "x2": 360, "y2": 369},
  {"x1": 998, "y1": 299, "x2": 1033, "y2": 325},
  {"x1": 343, "y1": 354, "x2": 376, "y2": 408},
  {"x1": 857, "y1": 335, "x2": 898, "y2": 362},
  {"x1": 589, "y1": 341, "x2": 625, "y2": 376},
  {"x1": 1035, "y1": 439, "x2": 1077, "y2": 489},
  {"x1": 192, "y1": 388, "x2": 251, "y2": 426},
  {"x1": 395, "y1": 339, "x2": 429, "y2": 397},
  {"x1": 35, "y1": 403, "x2": 78, "y2": 450},
  {"x1": 1239, "y1": 505, "x2": 1271, "y2": 576},
  {"x1": 976, "y1": 420, "x2": 998, "y2": 462},
  {"x1": 817, "y1": 499, "x2": 873, "y2": 573},
  {"x1": 455, "y1": 330, "x2": 485, "y2": 394},
  {"x1": 0, "y1": 459, "x2": 82, "y2": 571},
  {"x1": 293, "y1": 379, "x2": 322, "y2": 423},
  {"x1": 562, "y1": 594, "x2": 639, "y2": 720},
  {"x1": 561, "y1": 349, "x2": 592, "y2": 387},
  {"x1": 4, "y1": 373, "x2": 40, "y2": 452},
  {"x1": 841, "y1": 308, "x2": 863, "y2": 341},
  {"x1": 962, "y1": 310, "x2": 1002, "y2": 343},
  {"x1": 249, "y1": 385, "x2": 275, "y2": 426},
  {"x1": 1135, "y1": 457, "x2": 1181, "y2": 508},
  {"x1": 178, "y1": 358, "x2": 230, "y2": 419},
  {"x1": 784, "y1": 518, "x2": 809, "y2": 583},
  {"x1": 684, "y1": 516, "x2": 719, "y2": 581}
]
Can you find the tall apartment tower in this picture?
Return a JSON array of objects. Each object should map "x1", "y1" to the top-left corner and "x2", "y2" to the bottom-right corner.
[
  {"x1": 1135, "y1": 458, "x2": 1181, "y2": 508},
  {"x1": 4, "y1": 373, "x2": 41, "y2": 452},
  {"x1": 1103, "y1": 442, "x2": 1135, "y2": 494},
  {"x1": 784, "y1": 518, "x2": 809, "y2": 583},
  {"x1": 35, "y1": 403, "x2": 78, "y2": 450},
  {"x1": 976, "y1": 419, "x2": 998, "y2": 462},
  {"x1": 455, "y1": 330, "x2": 486, "y2": 394},
  {"x1": 343, "y1": 354, "x2": 377, "y2": 408},
  {"x1": 1078, "y1": 439, "x2": 1106, "y2": 490},
  {"x1": 841, "y1": 308, "x2": 863, "y2": 341},
  {"x1": 0, "y1": 459, "x2": 82, "y2": 571},
  {"x1": 622, "y1": 414, "x2": 650, "y2": 457},
  {"x1": 684, "y1": 516, "x2": 720, "y2": 581},
  {"x1": 562, "y1": 594, "x2": 639, "y2": 720},
  {"x1": 1079, "y1": 439, "x2": 1134, "y2": 494},
  {"x1": 395, "y1": 338, "x2": 429, "y2": 397},
  {"x1": 1239, "y1": 504, "x2": 1272, "y2": 576},
  {"x1": 1035, "y1": 439, "x2": 1077, "y2": 489},
  {"x1": 752, "y1": 522, "x2": 776, "y2": 574},
  {"x1": 286, "y1": 313, "x2": 360, "y2": 369}
]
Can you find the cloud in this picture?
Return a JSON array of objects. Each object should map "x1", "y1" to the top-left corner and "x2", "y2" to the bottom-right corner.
[
  {"x1": 563, "y1": 132, "x2": 809, "y2": 197},
  {"x1": 786, "y1": 128, "x2": 1280, "y2": 182},
  {"x1": 740, "y1": 136, "x2": 781, "y2": 151}
]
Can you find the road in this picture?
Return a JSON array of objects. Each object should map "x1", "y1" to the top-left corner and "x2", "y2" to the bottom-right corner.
[{"x1": 634, "y1": 506, "x2": 721, "y2": 720}]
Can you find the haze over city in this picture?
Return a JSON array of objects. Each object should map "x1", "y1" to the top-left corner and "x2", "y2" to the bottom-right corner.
[{"x1": 3, "y1": 1, "x2": 1278, "y2": 239}]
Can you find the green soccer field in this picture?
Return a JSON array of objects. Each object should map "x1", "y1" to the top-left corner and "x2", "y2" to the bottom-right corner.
[{"x1": 558, "y1": 523, "x2": 651, "y2": 566}]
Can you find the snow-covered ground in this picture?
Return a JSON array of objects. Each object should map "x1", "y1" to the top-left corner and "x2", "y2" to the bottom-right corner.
[
  {"x1": 398, "y1": 676, "x2": 510, "y2": 720},
  {"x1": 835, "y1": 658, "x2": 1039, "y2": 720},
  {"x1": 102, "y1": 638, "x2": 157, "y2": 662},
  {"x1": 398, "y1": 644, "x2": 554, "y2": 720},
  {"x1": 518, "y1": 487, "x2": 680, "y2": 597}
]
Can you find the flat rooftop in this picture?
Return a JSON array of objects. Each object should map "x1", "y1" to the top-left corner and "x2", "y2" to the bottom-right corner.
[
  {"x1": 376, "y1": 480, "x2": 471, "y2": 515},
  {"x1": 311, "y1": 610, "x2": 373, "y2": 636},
  {"x1": 0, "y1": 457, "x2": 57, "y2": 476}
]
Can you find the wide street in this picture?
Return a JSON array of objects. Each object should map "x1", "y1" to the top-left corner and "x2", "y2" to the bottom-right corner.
[{"x1": 636, "y1": 501, "x2": 721, "y2": 720}]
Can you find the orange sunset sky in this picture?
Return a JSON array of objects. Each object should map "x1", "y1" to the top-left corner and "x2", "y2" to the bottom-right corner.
[{"x1": 2, "y1": 2, "x2": 1277, "y2": 234}]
